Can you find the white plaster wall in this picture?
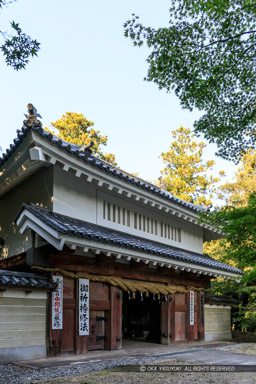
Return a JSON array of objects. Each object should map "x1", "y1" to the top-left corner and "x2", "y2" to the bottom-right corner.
[
  {"x1": 0, "y1": 167, "x2": 53, "y2": 258},
  {"x1": 204, "y1": 304, "x2": 232, "y2": 341},
  {"x1": 97, "y1": 190, "x2": 203, "y2": 254},
  {"x1": 53, "y1": 165, "x2": 97, "y2": 223},
  {"x1": 52, "y1": 170, "x2": 203, "y2": 253},
  {"x1": 0, "y1": 288, "x2": 47, "y2": 362}
]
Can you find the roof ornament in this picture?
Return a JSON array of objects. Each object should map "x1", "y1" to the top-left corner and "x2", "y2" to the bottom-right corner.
[
  {"x1": 83, "y1": 141, "x2": 94, "y2": 156},
  {"x1": 23, "y1": 103, "x2": 42, "y2": 128}
]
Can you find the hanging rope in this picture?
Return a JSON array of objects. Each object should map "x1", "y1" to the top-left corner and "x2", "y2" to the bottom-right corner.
[{"x1": 32, "y1": 266, "x2": 205, "y2": 295}]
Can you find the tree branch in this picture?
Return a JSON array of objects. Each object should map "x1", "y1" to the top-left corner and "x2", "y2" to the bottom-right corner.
[{"x1": 215, "y1": 42, "x2": 256, "y2": 83}]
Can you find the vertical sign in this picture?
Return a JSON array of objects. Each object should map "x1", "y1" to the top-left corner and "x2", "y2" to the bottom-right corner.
[
  {"x1": 189, "y1": 290, "x2": 194, "y2": 326},
  {"x1": 79, "y1": 278, "x2": 89, "y2": 335},
  {"x1": 52, "y1": 275, "x2": 63, "y2": 329}
]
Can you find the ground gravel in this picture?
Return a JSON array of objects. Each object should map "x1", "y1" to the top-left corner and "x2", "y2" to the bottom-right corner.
[
  {"x1": 213, "y1": 342, "x2": 256, "y2": 354},
  {"x1": 1, "y1": 351, "x2": 256, "y2": 384}
]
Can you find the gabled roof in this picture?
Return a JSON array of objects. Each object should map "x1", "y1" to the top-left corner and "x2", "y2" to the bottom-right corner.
[
  {"x1": 0, "y1": 269, "x2": 54, "y2": 290},
  {"x1": 0, "y1": 125, "x2": 205, "y2": 213},
  {"x1": 16, "y1": 203, "x2": 243, "y2": 278}
]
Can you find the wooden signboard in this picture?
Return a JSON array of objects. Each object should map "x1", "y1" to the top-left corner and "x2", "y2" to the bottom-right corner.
[
  {"x1": 189, "y1": 290, "x2": 194, "y2": 326},
  {"x1": 78, "y1": 278, "x2": 89, "y2": 335},
  {"x1": 52, "y1": 275, "x2": 63, "y2": 329}
]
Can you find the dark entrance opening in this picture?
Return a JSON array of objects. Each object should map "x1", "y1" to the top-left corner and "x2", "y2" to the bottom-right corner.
[{"x1": 122, "y1": 292, "x2": 161, "y2": 343}]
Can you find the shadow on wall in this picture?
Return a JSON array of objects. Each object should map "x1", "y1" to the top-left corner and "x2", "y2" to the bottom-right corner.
[{"x1": 0, "y1": 199, "x2": 52, "y2": 259}]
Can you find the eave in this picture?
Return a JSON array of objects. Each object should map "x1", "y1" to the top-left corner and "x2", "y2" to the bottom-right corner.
[{"x1": 16, "y1": 205, "x2": 242, "y2": 281}]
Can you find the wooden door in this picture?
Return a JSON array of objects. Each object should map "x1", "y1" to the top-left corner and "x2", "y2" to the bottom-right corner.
[
  {"x1": 174, "y1": 293, "x2": 187, "y2": 341},
  {"x1": 61, "y1": 278, "x2": 76, "y2": 353},
  {"x1": 88, "y1": 310, "x2": 105, "y2": 351}
]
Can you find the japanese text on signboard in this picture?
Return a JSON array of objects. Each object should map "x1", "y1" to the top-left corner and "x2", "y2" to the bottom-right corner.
[
  {"x1": 79, "y1": 278, "x2": 89, "y2": 335},
  {"x1": 190, "y1": 290, "x2": 194, "y2": 326},
  {"x1": 52, "y1": 275, "x2": 63, "y2": 329}
]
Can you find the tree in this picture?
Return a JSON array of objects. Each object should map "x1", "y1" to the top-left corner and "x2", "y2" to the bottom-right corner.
[
  {"x1": 204, "y1": 150, "x2": 256, "y2": 330},
  {"x1": 46, "y1": 112, "x2": 117, "y2": 165},
  {"x1": 219, "y1": 149, "x2": 256, "y2": 206},
  {"x1": 0, "y1": 1, "x2": 40, "y2": 70},
  {"x1": 124, "y1": 1, "x2": 256, "y2": 161},
  {"x1": 158, "y1": 126, "x2": 224, "y2": 207},
  {"x1": 204, "y1": 193, "x2": 256, "y2": 331}
]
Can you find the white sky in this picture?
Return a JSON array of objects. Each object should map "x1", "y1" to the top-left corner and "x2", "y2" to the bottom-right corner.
[{"x1": 0, "y1": 0, "x2": 237, "y2": 184}]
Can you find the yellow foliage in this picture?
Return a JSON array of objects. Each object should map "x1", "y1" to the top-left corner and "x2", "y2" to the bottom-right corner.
[
  {"x1": 158, "y1": 126, "x2": 224, "y2": 206},
  {"x1": 46, "y1": 112, "x2": 117, "y2": 165},
  {"x1": 219, "y1": 149, "x2": 256, "y2": 207}
]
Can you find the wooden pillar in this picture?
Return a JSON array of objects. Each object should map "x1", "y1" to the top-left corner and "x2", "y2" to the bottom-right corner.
[
  {"x1": 198, "y1": 291, "x2": 205, "y2": 341},
  {"x1": 169, "y1": 294, "x2": 175, "y2": 343},
  {"x1": 48, "y1": 291, "x2": 62, "y2": 357},
  {"x1": 75, "y1": 279, "x2": 87, "y2": 354},
  {"x1": 105, "y1": 286, "x2": 122, "y2": 350},
  {"x1": 185, "y1": 291, "x2": 191, "y2": 342},
  {"x1": 160, "y1": 296, "x2": 172, "y2": 345},
  {"x1": 187, "y1": 290, "x2": 199, "y2": 342},
  {"x1": 48, "y1": 281, "x2": 62, "y2": 356}
]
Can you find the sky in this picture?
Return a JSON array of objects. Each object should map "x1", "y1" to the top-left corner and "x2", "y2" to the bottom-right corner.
[{"x1": 0, "y1": 0, "x2": 237, "y2": 185}]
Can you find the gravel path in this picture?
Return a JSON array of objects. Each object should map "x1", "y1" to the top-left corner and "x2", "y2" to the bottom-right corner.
[
  {"x1": 1, "y1": 344, "x2": 256, "y2": 384},
  {"x1": 213, "y1": 342, "x2": 256, "y2": 354}
]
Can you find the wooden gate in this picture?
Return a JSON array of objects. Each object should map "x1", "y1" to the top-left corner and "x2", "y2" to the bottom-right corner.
[
  {"x1": 173, "y1": 291, "x2": 201, "y2": 342},
  {"x1": 88, "y1": 310, "x2": 105, "y2": 350},
  {"x1": 49, "y1": 279, "x2": 122, "y2": 355},
  {"x1": 174, "y1": 293, "x2": 187, "y2": 342}
]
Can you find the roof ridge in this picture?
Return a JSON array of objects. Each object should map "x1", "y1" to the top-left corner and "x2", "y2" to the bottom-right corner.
[{"x1": 0, "y1": 125, "x2": 206, "y2": 213}]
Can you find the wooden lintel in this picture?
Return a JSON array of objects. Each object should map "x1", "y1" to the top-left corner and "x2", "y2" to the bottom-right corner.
[{"x1": 49, "y1": 252, "x2": 211, "y2": 288}]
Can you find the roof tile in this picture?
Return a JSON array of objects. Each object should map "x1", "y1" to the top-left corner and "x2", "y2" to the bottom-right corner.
[
  {"x1": 0, "y1": 269, "x2": 53, "y2": 289},
  {"x1": 0, "y1": 126, "x2": 204, "y2": 213},
  {"x1": 21, "y1": 203, "x2": 243, "y2": 276}
]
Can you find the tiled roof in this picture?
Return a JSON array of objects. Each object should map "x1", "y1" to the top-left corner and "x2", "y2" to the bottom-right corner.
[
  {"x1": 20, "y1": 203, "x2": 243, "y2": 276},
  {"x1": 0, "y1": 125, "x2": 205, "y2": 213},
  {"x1": 0, "y1": 269, "x2": 54, "y2": 289},
  {"x1": 205, "y1": 294, "x2": 239, "y2": 306}
]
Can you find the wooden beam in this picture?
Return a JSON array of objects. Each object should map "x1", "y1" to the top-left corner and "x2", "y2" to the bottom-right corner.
[{"x1": 49, "y1": 253, "x2": 210, "y2": 288}]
